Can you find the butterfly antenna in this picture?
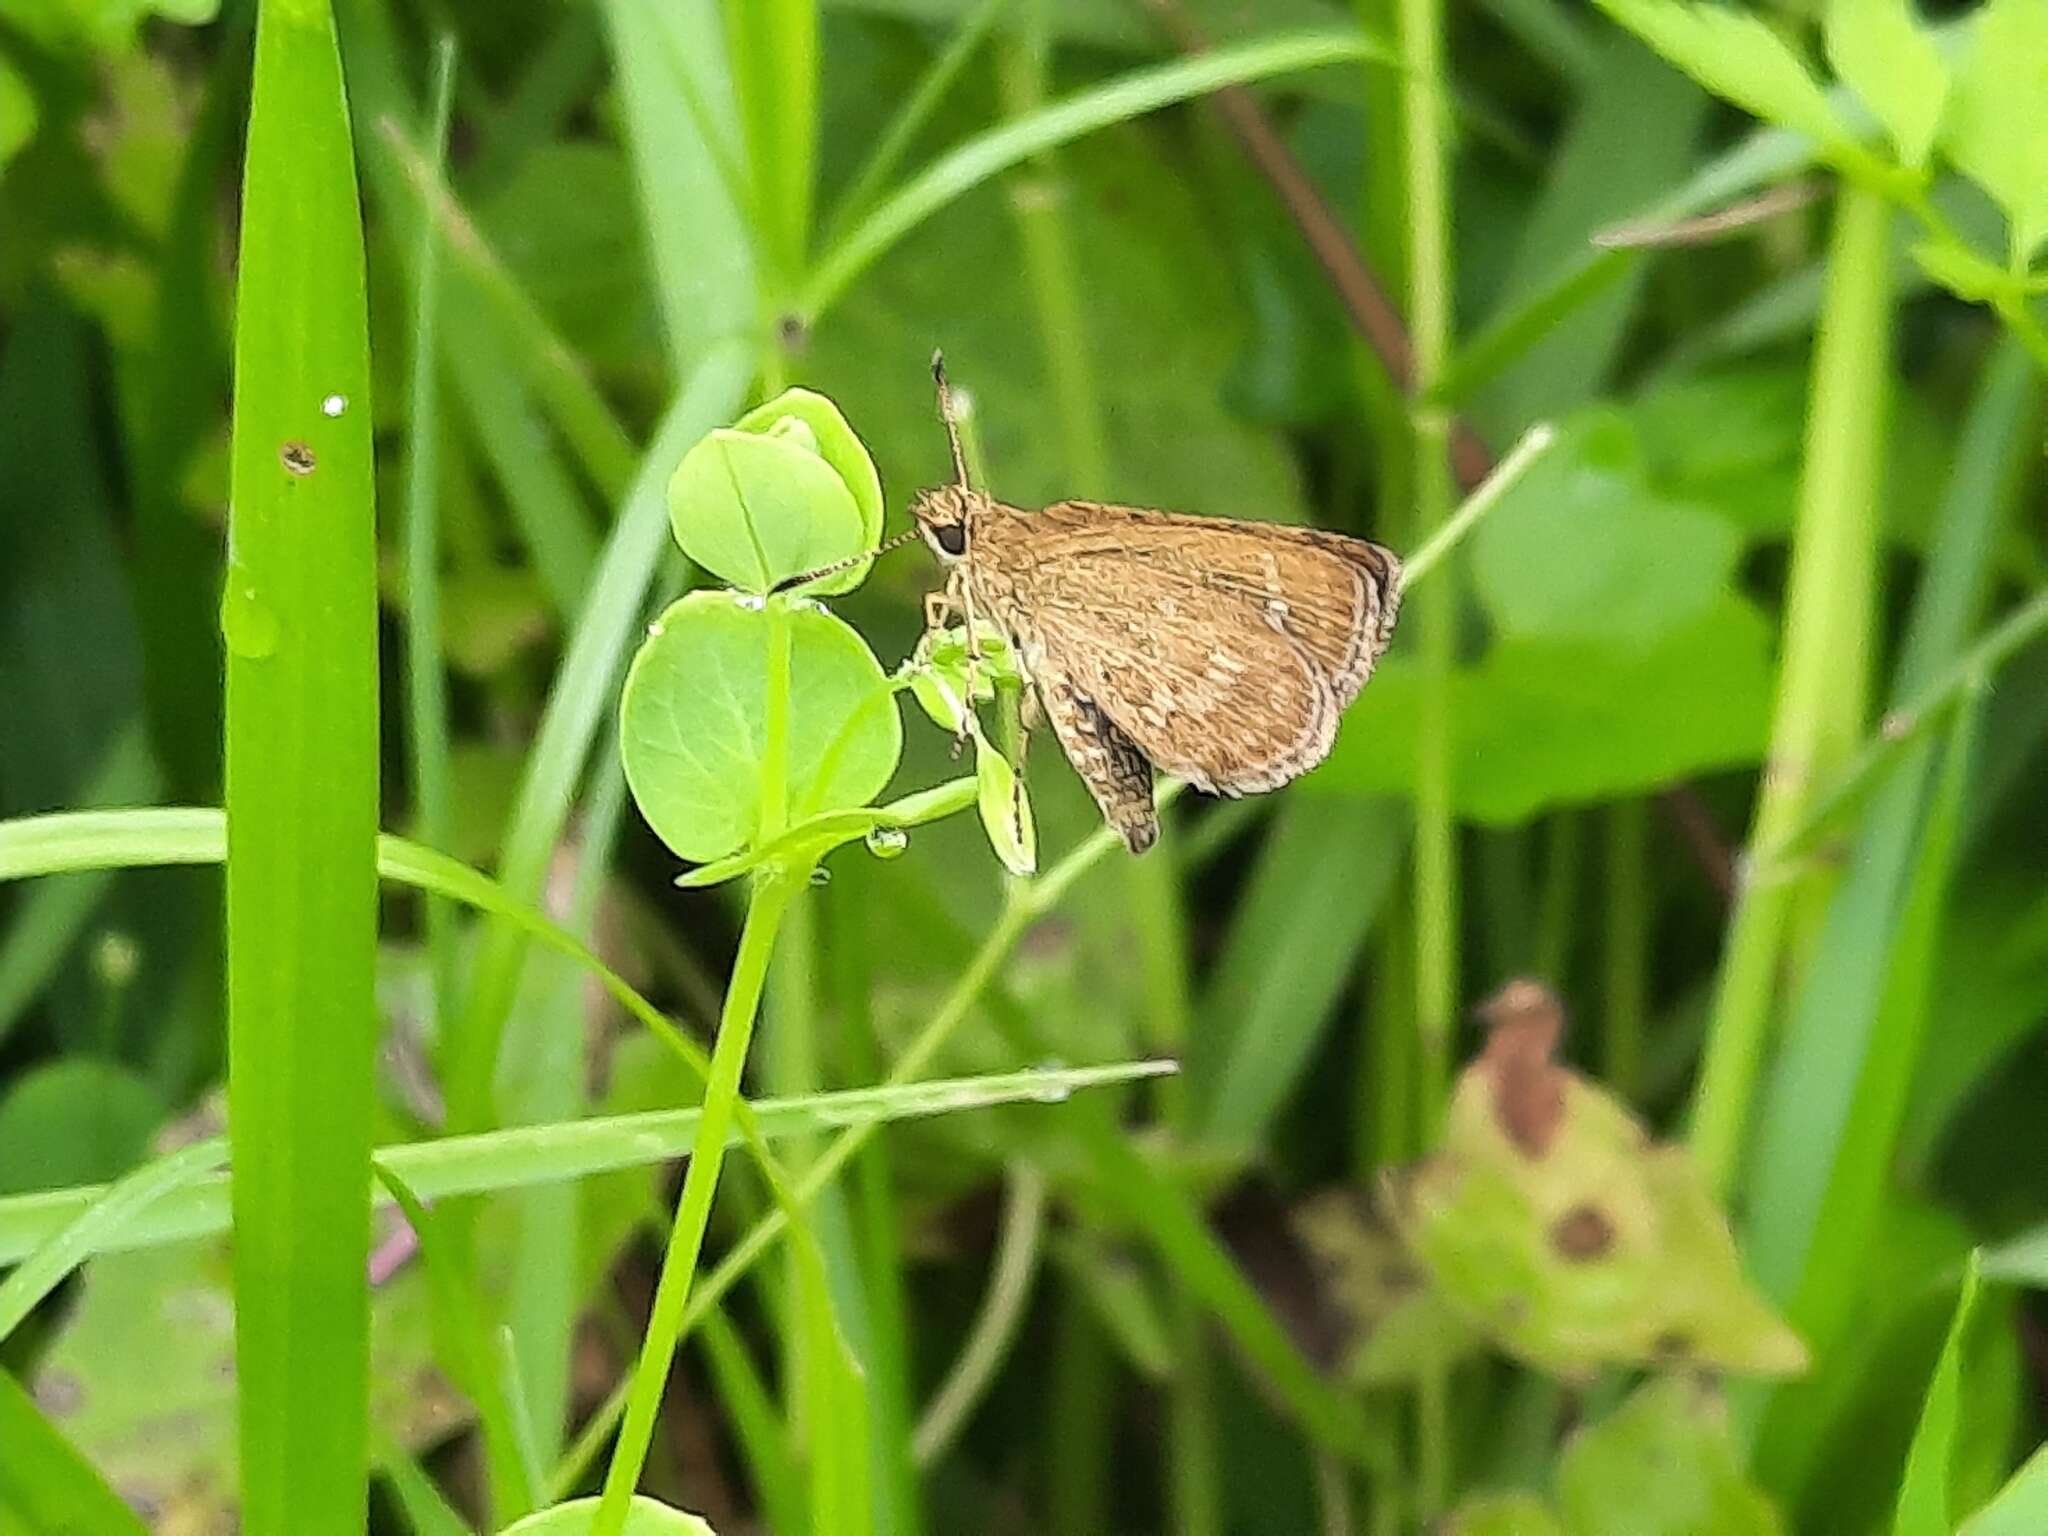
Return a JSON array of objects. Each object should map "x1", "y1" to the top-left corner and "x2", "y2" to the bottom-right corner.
[
  {"x1": 931, "y1": 349, "x2": 971, "y2": 488},
  {"x1": 769, "y1": 527, "x2": 922, "y2": 595}
]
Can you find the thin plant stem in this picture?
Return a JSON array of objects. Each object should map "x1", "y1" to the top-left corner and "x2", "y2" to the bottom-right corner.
[
  {"x1": 998, "y1": 13, "x2": 1219, "y2": 1526},
  {"x1": 403, "y1": 38, "x2": 460, "y2": 1035},
  {"x1": 1400, "y1": 0, "x2": 1456, "y2": 1507},
  {"x1": 1047, "y1": 1293, "x2": 1114, "y2": 1534},
  {"x1": 1603, "y1": 799, "x2": 1649, "y2": 1102},
  {"x1": 550, "y1": 797, "x2": 1174, "y2": 1498},
  {"x1": 1402, "y1": 422, "x2": 1555, "y2": 588},
  {"x1": 593, "y1": 866, "x2": 800, "y2": 1530},
  {"x1": 912, "y1": 1162, "x2": 1048, "y2": 1464},
  {"x1": 823, "y1": 0, "x2": 1010, "y2": 246}
]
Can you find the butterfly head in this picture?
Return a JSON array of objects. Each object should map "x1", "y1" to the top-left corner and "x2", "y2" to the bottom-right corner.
[{"x1": 910, "y1": 484, "x2": 984, "y2": 563}]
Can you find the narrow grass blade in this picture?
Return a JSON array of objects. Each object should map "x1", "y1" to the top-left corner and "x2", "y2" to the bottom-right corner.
[
  {"x1": 0, "y1": 1133, "x2": 226, "y2": 1341},
  {"x1": 403, "y1": 37, "x2": 460, "y2": 1050},
  {"x1": 722, "y1": 0, "x2": 818, "y2": 298},
  {"x1": 912, "y1": 1163, "x2": 1047, "y2": 1465},
  {"x1": 374, "y1": 122, "x2": 639, "y2": 497},
  {"x1": 802, "y1": 30, "x2": 1392, "y2": 319},
  {"x1": 225, "y1": 0, "x2": 381, "y2": 1525},
  {"x1": 821, "y1": 0, "x2": 1009, "y2": 245},
  {"x1": 0, "y1": 1368, "x2": 149, "y2": 1536},
  {"x1": 377, "y1": 1435, "x2": 477, "y2": 1536},
  {"x1": 0, "y1": 1063, "x2": 1172, "y2": 1266},
  {"x1": 443, "y1": 345, "x2": 750, "y2": 1134},
  {"x1": 1194, "y1": 800, "x2": 1404, "y2": 1153},
  {"x1": 598, "y1": 0, "x2": 757, "y2": 363},
  {"x1": 1892, "y1": 1252, "x2": 1983, "y2": 1536},
  {"x1": 375, "y1": 1162, "x2": 539, "y2": 1524},
  {"x1": 0, "y1": 721, "x2": 155, "y2": 1046},
  {"x1": 700, "y1": 1309, "x2": 807, "y2": 1535},
  {"x1": 445, "y1": 314, "x2": 601, "y2": 616},
  {"x1": 1687, "y1": 188, "x2": 1895, "y2": 1195},
  {"x1": 1959, "y1": 1442, "x2": 2048, "y2": 1536}
]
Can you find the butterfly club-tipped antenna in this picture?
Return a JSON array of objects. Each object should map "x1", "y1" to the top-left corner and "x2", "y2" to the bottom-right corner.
[
  {"x1": 768, "y1": 526, "x2": 922, "y2": 595},
  {"x1": 931, "y1": 348, "x2": 971, "y2": 489}
]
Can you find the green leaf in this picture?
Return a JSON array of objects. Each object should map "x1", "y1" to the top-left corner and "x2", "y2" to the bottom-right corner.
[
  {"x1": 1556, "y1": 1376, "x2": 1783, "y2": 1535},
  {"x1": 501, "y1": 1497, "x2": 716, "y2": 1534},
  {"x1": 619, "y1": 592, "x2": 902, "y2": 863},
  {"x1": 668, "y1": 390, "x2": 883, "y2": 596},
  {"x1": 1893, "y1": 1251, "x2": 1983, "y2": 1536},
  {"x1": 0, "y1": 1368, "x2": 149, "y2": 1536},
  {"x1": 0, "y1": 0, "x2": 218, "y2": 52},
  {"x1": 1912, "y1": 239, "x2": 2027, "y2": 306},
  {"x1": 1387, "y1": 1009, "x2": 1807, "y2": 1378},
  {"x1": 1959, "y1": 1441, "x2": 2048, "y2": 1536},
  {"x1": 1939, "y1": 0, "x2": 2048, "y2": 261},
  {"x1": 225, "y1": 0, "x2": 383, "y2": 1522},
  {"x1": 1444, "y1": 1493, "x2": 1567, "y2": 1536},
  {"x1": 1824, "y1": 0, "x2": 1949, "y2": 170},
  {"x1": 1314, "y1": 595, "x2": 1773, "y2": 823},
  {"x1": 0, "y1": 1058, "x2": 162, "y2": 1196},
  {"x1": 23, "y1": 1241, "x2": 456, "y2": 1536},
  {"x1": 1470, "y1": 411, "x2": 1741, "y2": 642},
  {"x1": 732, "y1": 388, "x2": 885, "y2": 553},
  {"x1": 1591, "y1": 0, "x2": 1858, "y2": 158},
  {"x1": 0, "y1": 53, "x2": 34, "y2": 169},
  {"x1": 973, "y1": 731, "x2": 1037, "y2": 876},
  {"x1": 0, "y1": 1134, "x2": 223, "y2": 1343},
  {"x1": 806, "y1": 136, "x2": 1313, "y2": 524}
]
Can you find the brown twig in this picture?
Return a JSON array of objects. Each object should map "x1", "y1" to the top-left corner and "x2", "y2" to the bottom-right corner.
[
  {"x1": 1144, "y1": 0, "x2": 1738, "y2": 902},
  {"x1": 1592, "y1": 179, "x2": 1825, "y2": 250}
]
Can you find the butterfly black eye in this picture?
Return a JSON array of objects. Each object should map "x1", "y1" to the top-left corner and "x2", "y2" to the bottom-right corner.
[{"x1": 932, "y1": 522, "x2": 968, "y2": 558}]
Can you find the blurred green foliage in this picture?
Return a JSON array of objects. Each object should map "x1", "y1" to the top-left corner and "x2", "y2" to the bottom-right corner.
[{"x1": 0, "y1": 0, "x2": 2045, "y2": 1531}]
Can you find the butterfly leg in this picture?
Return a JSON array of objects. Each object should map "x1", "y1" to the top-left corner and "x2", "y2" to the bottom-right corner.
[{"x1": 953, "y1": 571, "x2": 984, "y2": 757}]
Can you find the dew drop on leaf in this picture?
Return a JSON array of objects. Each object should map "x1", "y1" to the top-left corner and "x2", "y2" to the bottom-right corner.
[
  {"x1": 219, "y1": 579, "x2": 280, "y2": 659},
  {"x1": 807, "y1": 865, "x2": 832, "y2": 887},
  {"x1": 864, "y1": 825, "x2": 909, "y2": 859}
]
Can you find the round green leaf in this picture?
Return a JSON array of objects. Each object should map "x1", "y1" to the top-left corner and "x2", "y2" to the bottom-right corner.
[
  {"x1": 732, "y1": 388, "x2": 884, "y2": 547},
  {"x1": 500, "y1": 1496, "x2": 717, "y2": 1535},
  {"x1": 669, "y1": 388, "x2": 884, "y2": 596},
  {"x1": 621, "y1": 591, "x2": 903, "y2": 864}
]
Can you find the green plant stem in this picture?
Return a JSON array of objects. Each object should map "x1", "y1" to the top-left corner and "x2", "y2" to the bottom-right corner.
[
  {"x1": 552, "y1": 797, "x2": 1178, "y2": 1496},
  {"x1": 1047, "y1": 1292, "x2": 1113, "y2": 1534},
  {"x1": 999, "y1": 16, "x2": 1219, "y2": 1521},
  {"x1": 595, "y1": 866, "x2": 799, "y2": 1531},
  {"x1": 1400, "y1": 0, "x2": 1456, "y2": 1504},
  {"x1": 1603, "y1": 799, "x2": 1648, "y2": 1102},
  {"x1": 800, "y1": 30, "x2": 1387, "y2": 321},
  {"x1": 1688, "y1": 187, "x2": 1893, "y2": 1196},
  {"x1": 912, "y1": 1162, "x2": 1048, "y2": 1464},
  {"x1": 823, "y1": 0, "x2": 1010, "y2": 245},
  {"x1": 1755, "y1": 583, "x2": 2048, "y2": 872}
]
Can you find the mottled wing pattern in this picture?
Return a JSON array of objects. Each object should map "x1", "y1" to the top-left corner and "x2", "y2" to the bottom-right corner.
[
  {"x1": 1034, "y1": 665, "x2": 1161, "y2": 852},
  {"x1": 969, "y1": 501, "x2": 1400, "y2": 804},
  {"x1": 985, "y1": 501, "x2": 1402, "y2": 703}
]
